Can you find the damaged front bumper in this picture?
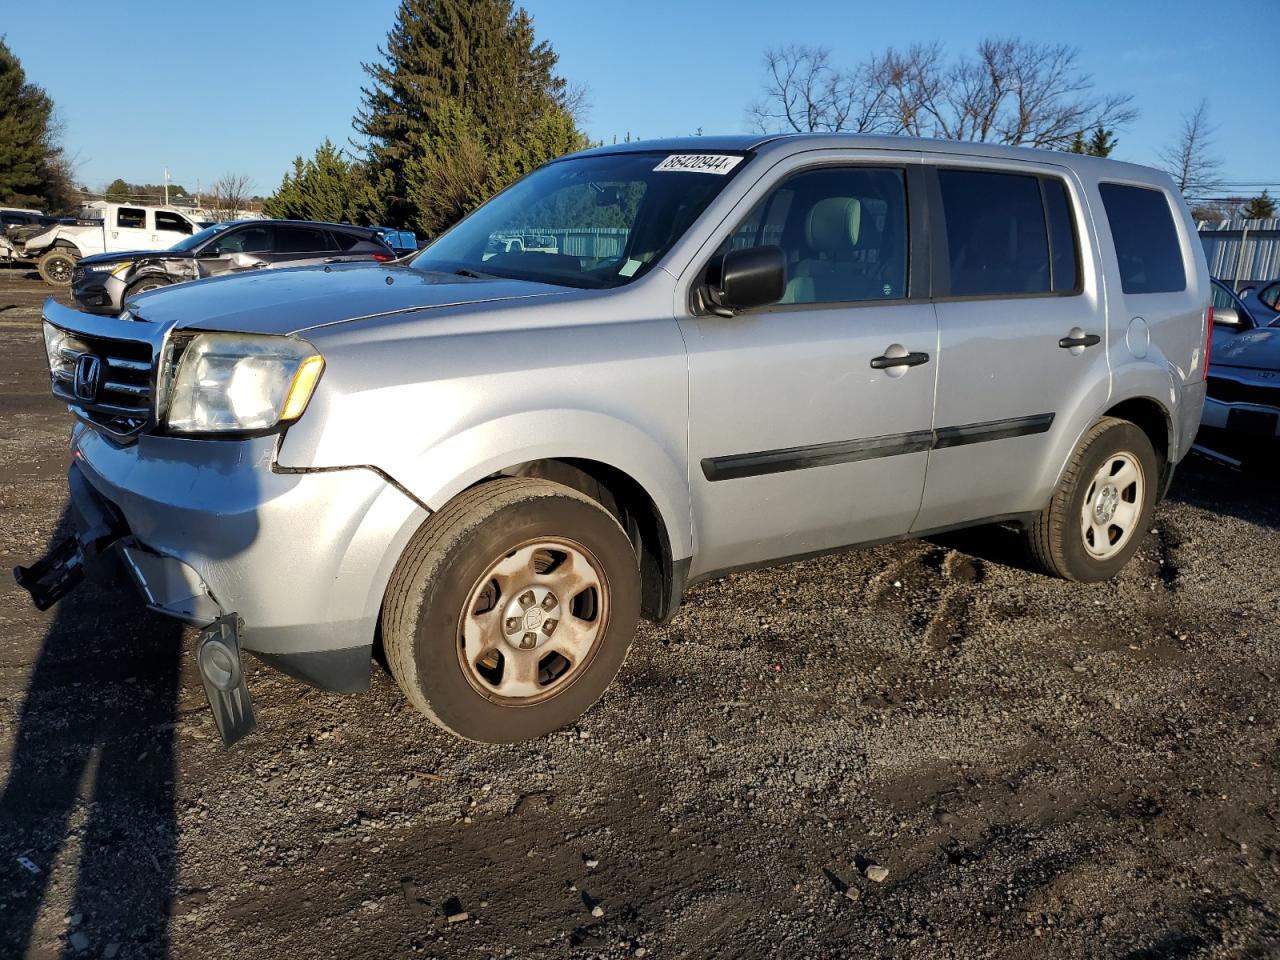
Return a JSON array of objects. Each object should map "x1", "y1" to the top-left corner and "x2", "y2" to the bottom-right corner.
[{"x1": 14, "y1": 425, "x2": 429, "y2": 746}]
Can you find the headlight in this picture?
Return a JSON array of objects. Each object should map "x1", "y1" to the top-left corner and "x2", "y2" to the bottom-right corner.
[
  {"x1": 87, "y1": 261, "x2": 129, "y2": 274},
  {"x1": 165, "y1": 333, "x2": 324, "y2": 434},
  {"x1": 42, "y1": 321, "x2": 74, "y2": 374},
  {"x1": 109, "y1": 261, "x2": 133, "y2": 277}
]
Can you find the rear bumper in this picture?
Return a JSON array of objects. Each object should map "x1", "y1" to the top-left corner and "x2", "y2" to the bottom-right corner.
[{"x1": 69, "y1": 424, "x2": 429, "y2": 692}]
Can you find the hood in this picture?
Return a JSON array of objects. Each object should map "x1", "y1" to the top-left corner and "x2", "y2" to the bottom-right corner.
[
  {"x1": 79, "y1": 249, "x2": 177, "y2": 266},
  {"x1": 127, "y1": 262, "x2": 574, "y2": 335},
  {"x1": 1212, "y1": 326, "x2": 1280, "y2": 372}
]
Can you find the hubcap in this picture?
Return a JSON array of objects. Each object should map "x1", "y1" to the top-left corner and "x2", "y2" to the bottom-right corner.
[
  {"x1": 458, "y1": 538, "x2": 608, "y2": 705},
  {"x1": 49, "y1": 258, "x2": 72, "y2": 283},
  {"x1": 1080, "y1": 452, "x2": 1143, "y2": 560}
]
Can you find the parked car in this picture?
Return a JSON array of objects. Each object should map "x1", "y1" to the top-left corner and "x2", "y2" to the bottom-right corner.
[
  {"x1": 20, "y1": 202, "x2": 204, "y2": 286},
  {"x1": 19, "y1": 135, "x2": 1209, "y2": 747},
  {"x1": 71, "y1": 220, "x2": 397, "y2": 315},
  {"x1": 371, "y1": 226, "x2": 422, "y2": 257},
  {"x1": 1239, "y1": 279, "x2": 1280, "y2": 325},
  {"x1": 1199, "y1": 277, "x2": 1280, "y2": 465}
]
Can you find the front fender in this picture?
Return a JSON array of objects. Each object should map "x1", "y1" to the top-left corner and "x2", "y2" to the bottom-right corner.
[{"x1": 280, "y1": 408, "x2": 692, "y2": 562}]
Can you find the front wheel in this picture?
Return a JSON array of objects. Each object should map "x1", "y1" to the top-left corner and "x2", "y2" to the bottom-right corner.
[
  {"x1": 37, "y1": 247, "x2": 78, "y2": 286},
  {"x1": 1025, "y1": 417, "x2": 1159, "y2": 582},
  {"x1": 381, "y1": 478, "x2": 641, "y2": 743},
  {"x1": 126, "y1": 276, "x2": 170, "y2": 299}
]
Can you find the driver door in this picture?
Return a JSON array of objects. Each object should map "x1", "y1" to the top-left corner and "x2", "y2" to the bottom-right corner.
[
  {"x1": 679, "y1": 158, "x2": 938, "y2": 578},
  {"x1": 195, "y1": 224, "x2": 274, "y2": 277}
]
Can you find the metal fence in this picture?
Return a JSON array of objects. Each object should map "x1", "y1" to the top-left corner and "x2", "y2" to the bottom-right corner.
[{"x1": 1197, "y1": 219, "x2": 1280, "y2": 290}]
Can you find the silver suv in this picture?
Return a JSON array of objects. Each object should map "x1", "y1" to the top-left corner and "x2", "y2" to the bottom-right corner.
[{"x1": 19, "y1": 135, "x2": 1210, "y2": 746}]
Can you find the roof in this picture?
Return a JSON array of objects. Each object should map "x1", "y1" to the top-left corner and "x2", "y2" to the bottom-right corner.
[{"x1": 570, "y1": 133, "x2": 1169, "y2": 182}]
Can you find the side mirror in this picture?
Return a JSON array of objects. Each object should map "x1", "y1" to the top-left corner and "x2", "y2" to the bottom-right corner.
[
  {"x1": 1213, "y1": 306, "x2": 1247, "y2": 329},
  {"x1": 706, "y1": 245, "x2": 786, "y2": 315}
]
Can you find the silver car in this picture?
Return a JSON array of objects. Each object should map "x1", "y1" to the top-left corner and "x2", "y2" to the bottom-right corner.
[{"x1": 19, "y1": 135, "x2": 1210, "y2": 745}]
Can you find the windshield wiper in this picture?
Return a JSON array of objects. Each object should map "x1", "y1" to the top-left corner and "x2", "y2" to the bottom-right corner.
[{"x1": 453, "y1": 268, "x2": 495, "y2": 279}]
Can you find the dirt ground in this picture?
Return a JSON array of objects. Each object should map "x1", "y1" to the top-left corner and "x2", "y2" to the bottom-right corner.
[{"x1": 1, "y1": 267, "x2": 1278, "y2": 960}]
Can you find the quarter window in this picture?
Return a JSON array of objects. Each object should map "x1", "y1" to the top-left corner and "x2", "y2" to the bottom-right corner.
[
  {"x1": 116, "y1": 207, "x2": 146, "y2": 229},
  {"x1": 937, "y1": 170, "x2": 1050, "y2": 297},
  {"x1": 728, "y1": 166, "x2": 908, "y2": 304},
  {"x1": 1098, "y1": 183, "x2": 1186, "y2": 294}
]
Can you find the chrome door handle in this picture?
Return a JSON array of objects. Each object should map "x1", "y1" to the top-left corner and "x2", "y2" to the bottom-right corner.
[
  {"x1": 870, "y1": 351, "x2": 930, "y2": 370},
  {"x1": 1059, "y1": 333, "x2": 1101, "y2": 349}
]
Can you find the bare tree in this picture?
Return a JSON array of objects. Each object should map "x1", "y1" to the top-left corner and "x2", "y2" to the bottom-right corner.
[
  {"x1": 1159, "y1": 100, "x2": 1221, "y2": 197},
  {"x1": 749, "y1": 39, "x2": 1136, "y2": 150},
  {"x1": 207, "y1": 173, "x2": 254, "y2": 221},
  {"x1": 748, "y1": 45, "x2": 899, "y2": 134}
]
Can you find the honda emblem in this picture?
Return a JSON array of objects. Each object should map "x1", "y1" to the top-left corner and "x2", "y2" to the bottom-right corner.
[{"x1": 73, "y1": 354, "x2": 102, "y2": 402}]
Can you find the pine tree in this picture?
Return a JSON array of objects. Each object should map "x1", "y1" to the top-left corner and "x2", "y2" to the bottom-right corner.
[
  {"x1": 262, "y1": 140, "x2": 389, "y2": 224},
  {"x1": 355, "y1": 0, "x2": 581, "y2": 229},
  {"x1": 1241, "y1": 191, "x2": 1276, "y2": 220},
  {"x1": 105, "y1": 178, "x2": 130, "y2": 200},
  {"x1": 1068, "y1": 126, "x2": 1116, "y2": 157},
  {"x1": 0, "y1": 38, "x2": 73, "y2": 210}
]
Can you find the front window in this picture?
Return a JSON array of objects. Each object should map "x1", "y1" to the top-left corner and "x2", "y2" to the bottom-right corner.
[
  {"x1": 411, "y1": 151, "x2": 747, "y2": 289},
  {"x1": 173, "y1": 221, "x2": 236, "y2": 253}
]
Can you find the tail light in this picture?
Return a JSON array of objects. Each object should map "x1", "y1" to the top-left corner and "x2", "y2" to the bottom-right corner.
[
  {"x1": 1203, "y1": 306, "x2": 1213, "y2": 381},
  {"x1": 373, "y1": 253, "x2": 393, "y2": 262}
]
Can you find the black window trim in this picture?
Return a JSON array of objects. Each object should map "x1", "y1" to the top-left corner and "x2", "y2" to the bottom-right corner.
[
  {"x1": 690, "y1": 159, "x2": 930, "y2": 317},
  {"x1": 925, "y1": 164, "x2": 1085, "y2": 303}
]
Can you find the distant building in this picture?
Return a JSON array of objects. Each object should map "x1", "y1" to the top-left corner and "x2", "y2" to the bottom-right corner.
[{"x1": 1198, "y1": 219, "x2": 1280, "y2": 291}]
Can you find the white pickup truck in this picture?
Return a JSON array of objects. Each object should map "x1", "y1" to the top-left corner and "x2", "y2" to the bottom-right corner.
[{"x1": 21, "y1": 203, "x2": 203, "y2": 286}]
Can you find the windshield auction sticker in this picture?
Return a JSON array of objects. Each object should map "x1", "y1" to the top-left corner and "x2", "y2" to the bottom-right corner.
[{"x1": 653, "y1": 154, "x2": 743, "y2": 174}]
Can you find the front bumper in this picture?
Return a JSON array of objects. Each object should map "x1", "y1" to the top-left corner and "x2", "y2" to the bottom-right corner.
[
  {"x1": 71, "y1": 270, "x2": 124, "y2": 314},
  {"x1": 64, "y1": 425, "x2": 428, "y2": 692}
]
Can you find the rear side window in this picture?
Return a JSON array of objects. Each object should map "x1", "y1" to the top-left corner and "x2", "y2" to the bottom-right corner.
[
  {"x1": 276, "y1": 226, "x2": 332, "y2": 253},
  {"x1": 1098, "y1": 183, "x2": 1186, "y2": 294},
  {"x1": 938, "y1": 170, "x2": 1050, "y2": 297},
  {"x1": 329, "y1": 230, "x2": 364, "y2": 251}
]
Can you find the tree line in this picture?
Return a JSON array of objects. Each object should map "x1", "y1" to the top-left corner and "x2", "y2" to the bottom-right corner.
[{"x1": 2, "y1": 16, "x2": 1275, "y2": 229}]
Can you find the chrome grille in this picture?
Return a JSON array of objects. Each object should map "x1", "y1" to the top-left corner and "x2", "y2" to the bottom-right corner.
[{"x1": 49, "y1": 330, "x2": 155, "y2": 438}]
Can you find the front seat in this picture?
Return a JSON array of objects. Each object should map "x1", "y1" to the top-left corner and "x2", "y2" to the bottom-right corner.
[{"x1": 781, "y1": 196, "x2": 866, "y2": 304}]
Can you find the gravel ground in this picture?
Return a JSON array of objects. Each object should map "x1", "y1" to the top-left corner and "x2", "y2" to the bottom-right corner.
[{"x1": 1, "y1": 268, "x2": 1278, "y2": 959}]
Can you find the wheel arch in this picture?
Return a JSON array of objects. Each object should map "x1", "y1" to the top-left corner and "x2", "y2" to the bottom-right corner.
[{"x1": 1102, "y1": 394, "x2": 1174, "y2": 496}]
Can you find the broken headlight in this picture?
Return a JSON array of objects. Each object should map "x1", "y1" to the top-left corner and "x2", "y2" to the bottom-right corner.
[{"x1": 164, "y1": 333, "x2": 324, "y2": 434}]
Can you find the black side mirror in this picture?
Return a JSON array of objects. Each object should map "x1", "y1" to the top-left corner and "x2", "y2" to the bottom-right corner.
[{"x1": 705, "y1": 245, "x2": 785, "y2": 315}]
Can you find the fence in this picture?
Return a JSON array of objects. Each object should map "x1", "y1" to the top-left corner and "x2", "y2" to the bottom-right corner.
[{"x1": 1197, "y1": 219, "x2": 1280, "y2": 290}]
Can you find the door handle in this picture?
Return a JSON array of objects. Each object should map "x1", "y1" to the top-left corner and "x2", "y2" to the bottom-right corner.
[
  {"x1": 870, "y1": 351, "x2": 930, "y2": 370},
  {"x1": 1058, "y1": 333, "x2": 1101, "y2": 349}
]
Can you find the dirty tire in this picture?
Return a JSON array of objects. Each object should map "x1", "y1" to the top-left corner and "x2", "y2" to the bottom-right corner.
[
  {"x1": 381, "y1": 477, "x2": 641, "y2": 743},
  {"x1": 126, "y1": 276, "x2": 170, "y2": 298},
  {"x1": 1026, "y1": 416, "x2": 1160, "y2": 582},
  {"x1": 37, "y1": 248, "x2": 78, "y2": 286}
]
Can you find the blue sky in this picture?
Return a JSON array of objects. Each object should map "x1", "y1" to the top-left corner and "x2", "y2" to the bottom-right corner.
[{"x1": 3, "y1": 0, "x2": 1276, "y2": 199}]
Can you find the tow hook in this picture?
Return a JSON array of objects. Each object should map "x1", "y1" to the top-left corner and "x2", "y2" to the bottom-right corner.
[
  {"x1": 196, "y1": 614, "x2": 258, "y2": 748},
  {"x1": 13, "y1": 538, "x2": 86, "y2": 611}
]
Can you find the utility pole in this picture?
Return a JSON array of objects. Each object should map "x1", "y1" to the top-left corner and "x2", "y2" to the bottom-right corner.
[{"x1": 164, "y1": 167, "x2": 171, "y2": 206}]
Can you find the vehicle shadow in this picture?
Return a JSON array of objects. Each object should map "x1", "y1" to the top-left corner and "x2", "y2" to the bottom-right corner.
[
  {"x1": 1165, "y1": 454, "x2": 1280, "y2": 530},
  {"x1": 0, "y1": 516, "x2": 182, "y2": 959}
]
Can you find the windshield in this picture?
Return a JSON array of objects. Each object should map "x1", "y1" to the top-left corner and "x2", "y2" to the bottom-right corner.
[
  {"x1": 172, "y1": 221, "x2": 236, "y2": 253},
  {"x1": 411, "y1": 151, "x2": 747, "y2": 289}
]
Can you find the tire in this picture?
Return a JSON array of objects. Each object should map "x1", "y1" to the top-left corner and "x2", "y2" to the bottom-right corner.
[
  {"x1": 126, "y1": 276, "x2": 170, "y2": 298},
  {"x1": 382, "y1": 477, "x2": 642, "y2": 743},
  {"x1": 37, "y1": 247, "x2": 78, "y2": 286},
  {"x1": 1025, "y1": 417, "x2": 1159, "y2": 582}
]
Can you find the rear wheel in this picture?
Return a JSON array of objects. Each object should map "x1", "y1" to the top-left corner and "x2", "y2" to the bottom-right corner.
[
  {"x1": 1025, "y1": 417, "x2": 1159, "y2": 581},
  {"x1": 381, "y1": 478, "x2": 641, "y2": 743},
  {"x1": 37, "y1": 247, "x2": 78, "y2": 286}
]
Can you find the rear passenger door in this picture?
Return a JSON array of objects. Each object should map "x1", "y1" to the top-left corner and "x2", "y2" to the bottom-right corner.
[
  {"x1": 913, "y1": 162, "x2": 1109, "y2": 531},
  {"x1": 109, "y1": 206, "x2": 152, "y2": 251},
  {"x1": 265, "y1": 225, "x2": 338, "y2": 268}
]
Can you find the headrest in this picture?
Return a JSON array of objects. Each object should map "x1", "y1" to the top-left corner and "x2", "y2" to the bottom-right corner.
[{"x1": 805, "y1": 197, "x2": 861, "y2": 256}]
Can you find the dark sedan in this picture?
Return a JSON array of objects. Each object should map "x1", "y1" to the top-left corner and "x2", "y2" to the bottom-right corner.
[
  {"x1": 71, "y1": 219, "x2": 395, "y2": 315},
  {"x1": 1199, "y1": 277, "x2": 1280, "y2": 467}
]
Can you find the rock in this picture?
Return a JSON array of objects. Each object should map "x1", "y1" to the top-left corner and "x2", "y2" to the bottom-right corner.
[
  {"x1": 585, "y1": 858, "x2": 599, "y2": 869},
  {"x1": 864, "y1": 864, "x2": 889, "y2": 883},
  {"x1": 446, "y1": 911, "x2": 470, "y2": 924},
  {"x1": 591, "y1": 904, "x2": 605, "y2": 918},
  {"x1": 69, "y1": 931, "x2": 89, "y2": 952},
  {"x1": 844, "y1": 887, "x2": 861, "y2": 902}
]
